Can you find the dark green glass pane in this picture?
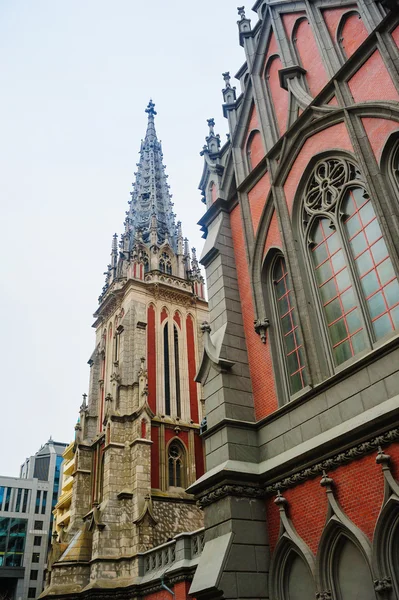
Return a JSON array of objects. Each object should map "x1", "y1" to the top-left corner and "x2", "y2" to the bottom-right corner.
[
  {"x1": 316, "y1": 260, "x2": 333, "y2": 285},
  {"x1": 336, "y1": 268, "x2": 351, "y2": 293},
  {"x1": 5, "y1": 553, "x2": 23, "y2": 567},
  {"x1": 275, "y1": 279, "x2": 286, "y2": 298},
  {"x1": 359, "y1": 201, "x2": 375, "y2": 226},
  {"x1": 320, "y1": 278, "x2": 337, "y2": 303},
  {"x1": 325, "y1": 298, "x2": 343, "y2": 324},
  {"x1": 365, "y1": 219, "x2": 381, "y2": 245},
  {"x1": 351, "y1": 330, "x2": 367, "y2": 354},
  {"x1": 277, "y1": 294, "x2": 289, "y2": 317},
  {"x1": 341, "y1": 287, "x2": 356, "y2": 313},
  {"x1": 329, "y1": 318, "x2": 348, "y2": 345},
  {"x1": 327, "y1": 232, "x2": 340, "y2": 254},
  {"x1": 9, "y1": 519, "x2": 27, "y2": 536},
  {"x1": 333, "y1": 340, "x2": 353, "y2": 364},
  {"x1": 361, "y1": 270, "x2": 379, "y2": 297},
  {"x1": 384, "y1": 279, "x2": 399, "y2": 308},
  {"x1": 377, "y1": 259, "x2": 395, "y2": 287},
  {"x1": 350, "y1": 232, "x2": 367, "y2": 257},
  {"x1": 332, "y1": 249, "x2": 345, "y2": 273},
  {"x1": 287, "y1": 351, "x2": 300, "y2": 375},
  {"x1": 373, "y1": 314, "x2": 392, "y2": 339},
  {"x1": 346, "y1": 309, "x2": 362, "y2": 334},
  {"x1": 284, "y1": 332, "x2": 296, "y2": 354},
  {"x1": 345, "y1": 214, "x2": 361, "y2": 238},
  {"x1": 7, "y1": 536, "x2": 24, "y2": 552},
  {"x1": 274, "y1": 259, "x2": 283, "y2": 281},
  {"x1": 367, "y1": 291, "x2": 386, "y2": 319},
  {"x1": 281, "y1": 312, "x2": 293, "y2": 335},
  {"x1": 370, "y1": 238, "x2": 388, "y2": 265},
  {"x1": 390, "y1": 305, "x2": 399, "y2": 329},
  {"x1": 0, "y1": 518, "x2": 8, "y2": 536},
  {"x1": 290, "y1": 371, "x2": 303, "y2": 394},
  {"x1": 312, "y1": 242, "x2": 328, "y2": 267},
  {"x1": 355, "y1": 250, "x2": 372, "y2": 277},
  {"x1": 0, "y1": 537, "x2": 6, "y2": 551}
]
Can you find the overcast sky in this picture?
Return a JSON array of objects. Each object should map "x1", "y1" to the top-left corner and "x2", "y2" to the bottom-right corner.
[{"x1": 0, "y1": 1, "x2": 246, "y2": 476}]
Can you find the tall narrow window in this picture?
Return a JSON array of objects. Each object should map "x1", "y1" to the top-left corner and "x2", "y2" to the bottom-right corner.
[
  {"x1": 4, "y1": 488, "x2": 11, "y2": 512},
  {"x1": 34, "y1": 491, "x2": 41, "y2": 514},
  {"x1": 15, "y1": 489, "x2": 22, "y2": 513},
  {"x1": 273, "y1": 257, "x2": 308, "y2": 395},
  {"x1": 174, "y1": 326, "x2": 181, "y2": 417},
  {"x1": 164, "y1": 324, "x2": 171, "y2": 415},
  {"x1": 302, "y1": 157, "x2": 399, "y2": 367},
  {"x1": 41, "y1": 491, "x2": 47, "y2": 515},
  {"x1": 168, "y1": 443, "x2": 185, "y2": 488}
]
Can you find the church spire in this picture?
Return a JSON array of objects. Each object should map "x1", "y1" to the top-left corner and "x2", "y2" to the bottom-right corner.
[{"x1": 126, "y1": 100, "x2": 177, "y2": 251}]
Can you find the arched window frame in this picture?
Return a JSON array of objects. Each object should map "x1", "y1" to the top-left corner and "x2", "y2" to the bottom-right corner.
[
  {"x1": 336, "y1": 10, "x2": 364, "y2": 62},
  {"x1": 262, "y1": 249, "x2": 309, "y2": 404},
  {"x1": 264, "y1": 54, "x2": 283, "y2": 141},
  {"x1": 291, "y1": 17, "x2": 312, "y2": 96},
  {"x1": 159, "y1": 251, "x2": 172, "y2": 275},
  {"x1": 166, "y1": 439, "x2": 187, "y2": 489},
  {"x1": 245, "y1": 129, "x2": 261, "y2": 173},
  {"x1": 299, "y1": 154, "x2": 399, "y2": 370}
]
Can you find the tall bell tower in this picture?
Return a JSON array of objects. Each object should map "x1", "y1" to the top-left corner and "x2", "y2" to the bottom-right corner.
[{"x1": 44, "y1": 102, "x2": 207, "y2": 595}]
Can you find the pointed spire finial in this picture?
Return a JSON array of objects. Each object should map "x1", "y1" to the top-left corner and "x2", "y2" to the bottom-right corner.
[
  {"x1": 222, "y1": 71, "x2": 231, "y2": 88},
  {"x1": 145, "y1": 99, "x2": 157, "y2": 118},
  {"x1": 207, "y1": 118, "x2": 215, "y2": 135},
  {"x1": 237, "y1": 6, "x2": 246, "y2": 19}
]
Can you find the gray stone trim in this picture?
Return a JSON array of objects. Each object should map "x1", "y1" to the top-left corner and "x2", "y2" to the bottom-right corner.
[{"x1": 265, "y1": 426, "x2": 399, "y2": 494}]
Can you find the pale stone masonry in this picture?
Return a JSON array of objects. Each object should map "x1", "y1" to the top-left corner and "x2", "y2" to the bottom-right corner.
[{"x1": 42, "y1": 102, "x2": 208, "y2": 597}]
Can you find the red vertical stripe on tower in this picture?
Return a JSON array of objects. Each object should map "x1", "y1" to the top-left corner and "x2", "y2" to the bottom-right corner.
[
  {"x1": 186, "y1": 315, "x2": 199, "y2": 423},
  {"x1": 147, "y1": 305, "x2": 156, "y2": 413},
  {"x1": 150, "y1": 425, "x2": 159, "y2": 489}
]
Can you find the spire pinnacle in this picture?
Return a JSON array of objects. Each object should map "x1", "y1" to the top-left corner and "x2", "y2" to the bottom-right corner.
[{"x1": 145, "y1": 99, "x2": 157, "y2": 118}]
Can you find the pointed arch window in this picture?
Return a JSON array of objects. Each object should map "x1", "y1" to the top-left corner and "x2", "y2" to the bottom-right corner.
[
  {"x1": 159, "y1": 252, "x2": 172, "y2": 275},
  {"x1": 331, "y1": 535, "x2": 376, "y2": 600},
  {"x1": 168, "y1": 442, "x2": 185, "y2": 488},
  {"x1": 272, "y1": 256, "x2": 308, "y2": 395},
  {"x1": 303, "y1": 157, "x2": 399, "y2": 366},
  {"x1": 163, "y1": 323, "x2": 171, "y2": 415},
  {"x1": 173, "y1": 325, "x2": 181, "y2": 418}
]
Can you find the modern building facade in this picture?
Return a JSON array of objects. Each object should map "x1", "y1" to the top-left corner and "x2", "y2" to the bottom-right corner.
[
  {"x1": 42, "y1": 103, "x2": 208, "y2": 598},
  {"x1": 189, "y1": 1, "x2": 399, "y2": 599},
  {"x1": 52, "y1": 444, "x2": 75, "y2": 542},
  {"x1": 0, "y1": 440, "x2": 67, "y2": 600}
]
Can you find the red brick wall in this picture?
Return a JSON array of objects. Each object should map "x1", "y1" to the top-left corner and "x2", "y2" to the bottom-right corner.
[
  {"x1": 284, "y1": 122, "x2": 353, "y2": 214},
  {"x1": 266, "y1": 443, "x2": 399, "y2": 555},
  {"x1": 151, "y1": 425, "x2": 159, "y2": 489},
  {"x1": 348, "y1": 51, "x2": 399, "y2": 103},
  {"x1": 230, "y1": 205, "x2": 278, "y2": 419},
  {"x1": 174, "y1": 311, "x2": 181, "y2": 328},
  {"x1": 161, "y1": 307, "x2": 168, "y2": 323},
  {"x1": 262, "y1": 210, "x2": 283, "y2": 261},
  {"x1": 392, "y1": 24, "x2": 399, "y2": 49},
  {"x1": 142, "y1": 580, "x2": 193, "y2": 600},
  {"x1": 340, "y1": 12, "x2": 368, "y2": 58},
  {"x1": 322, "y1": 7, "x2": 353, "y2": 44},
  {"x1": 147, "y1": 304, "x2": 157, "y2": 413},
  {"x1": 210, "y1": 182, "x2": 217, "y2": 204},
  {"x1": 361, "y1": 118, "x2": 399, "y2": 163},
  {"x1": 293, "y1": 18, "x2": 328, "y2": 97},
  {"x1": 186, "y1": 314, "x2": 199, "y2": 423},
  {"x1": 282, "y1": 12, "x2": 306, "y2": 39},
  {"x1": 247, "y1": 130, "x2": 264, "y2": 170},
  {"x1": 248, "y1": 172, "x2": 271, "y2": 234},
  {"x1": 267, "y1": 55, "x2": 289, "y2": 137}
]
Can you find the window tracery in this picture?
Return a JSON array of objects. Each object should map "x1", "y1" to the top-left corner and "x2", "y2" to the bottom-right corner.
[
  {"x1": 302, "y1": 157, "x2": 399, "y2": 366},
  {"x1": 159, "y1": 251, "x2": 172, "y2": 275},
  {"x1": 168, "y1": 442, "x2": 185, "y2": 488}
]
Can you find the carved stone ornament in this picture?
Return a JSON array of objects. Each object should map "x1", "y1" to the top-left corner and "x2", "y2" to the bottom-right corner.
[
  {"x1": 254, "y1": 317, "x2": 270, "y2": 343},
  {"x1": 374, "y1": 577, "x2": 392, "y2": 593},
  {"x1": 266, "y1": 427, "x2": 399, "y2": 494},
  {"x1": 198, "y1": 484, "x2": 264, "y2": 508},
  {"x1": 304, "y1": 158, "x2": 361, "y2": 216},
  {"x1": 316, "y1": 592, "x2": 332, "y2": 599}
]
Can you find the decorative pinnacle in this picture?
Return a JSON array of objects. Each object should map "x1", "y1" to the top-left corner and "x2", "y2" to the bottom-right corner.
[
  {"x1": 222, "y1": 71, "x2": 231, "y2": 88},
  {"x1": 207, "y1": 118, "x2": 215, "y2": 135},
  {"x1": 237, "y1": 6, "x2": 246, "y2": 19},
  {"x1": 145, "y1": 99, "x2": 157, "y2": 117}
]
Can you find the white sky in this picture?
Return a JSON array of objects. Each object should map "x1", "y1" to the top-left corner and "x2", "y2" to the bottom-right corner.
[{"x1": 0, "y1": 1, "x2": 246, "y2": 475}]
